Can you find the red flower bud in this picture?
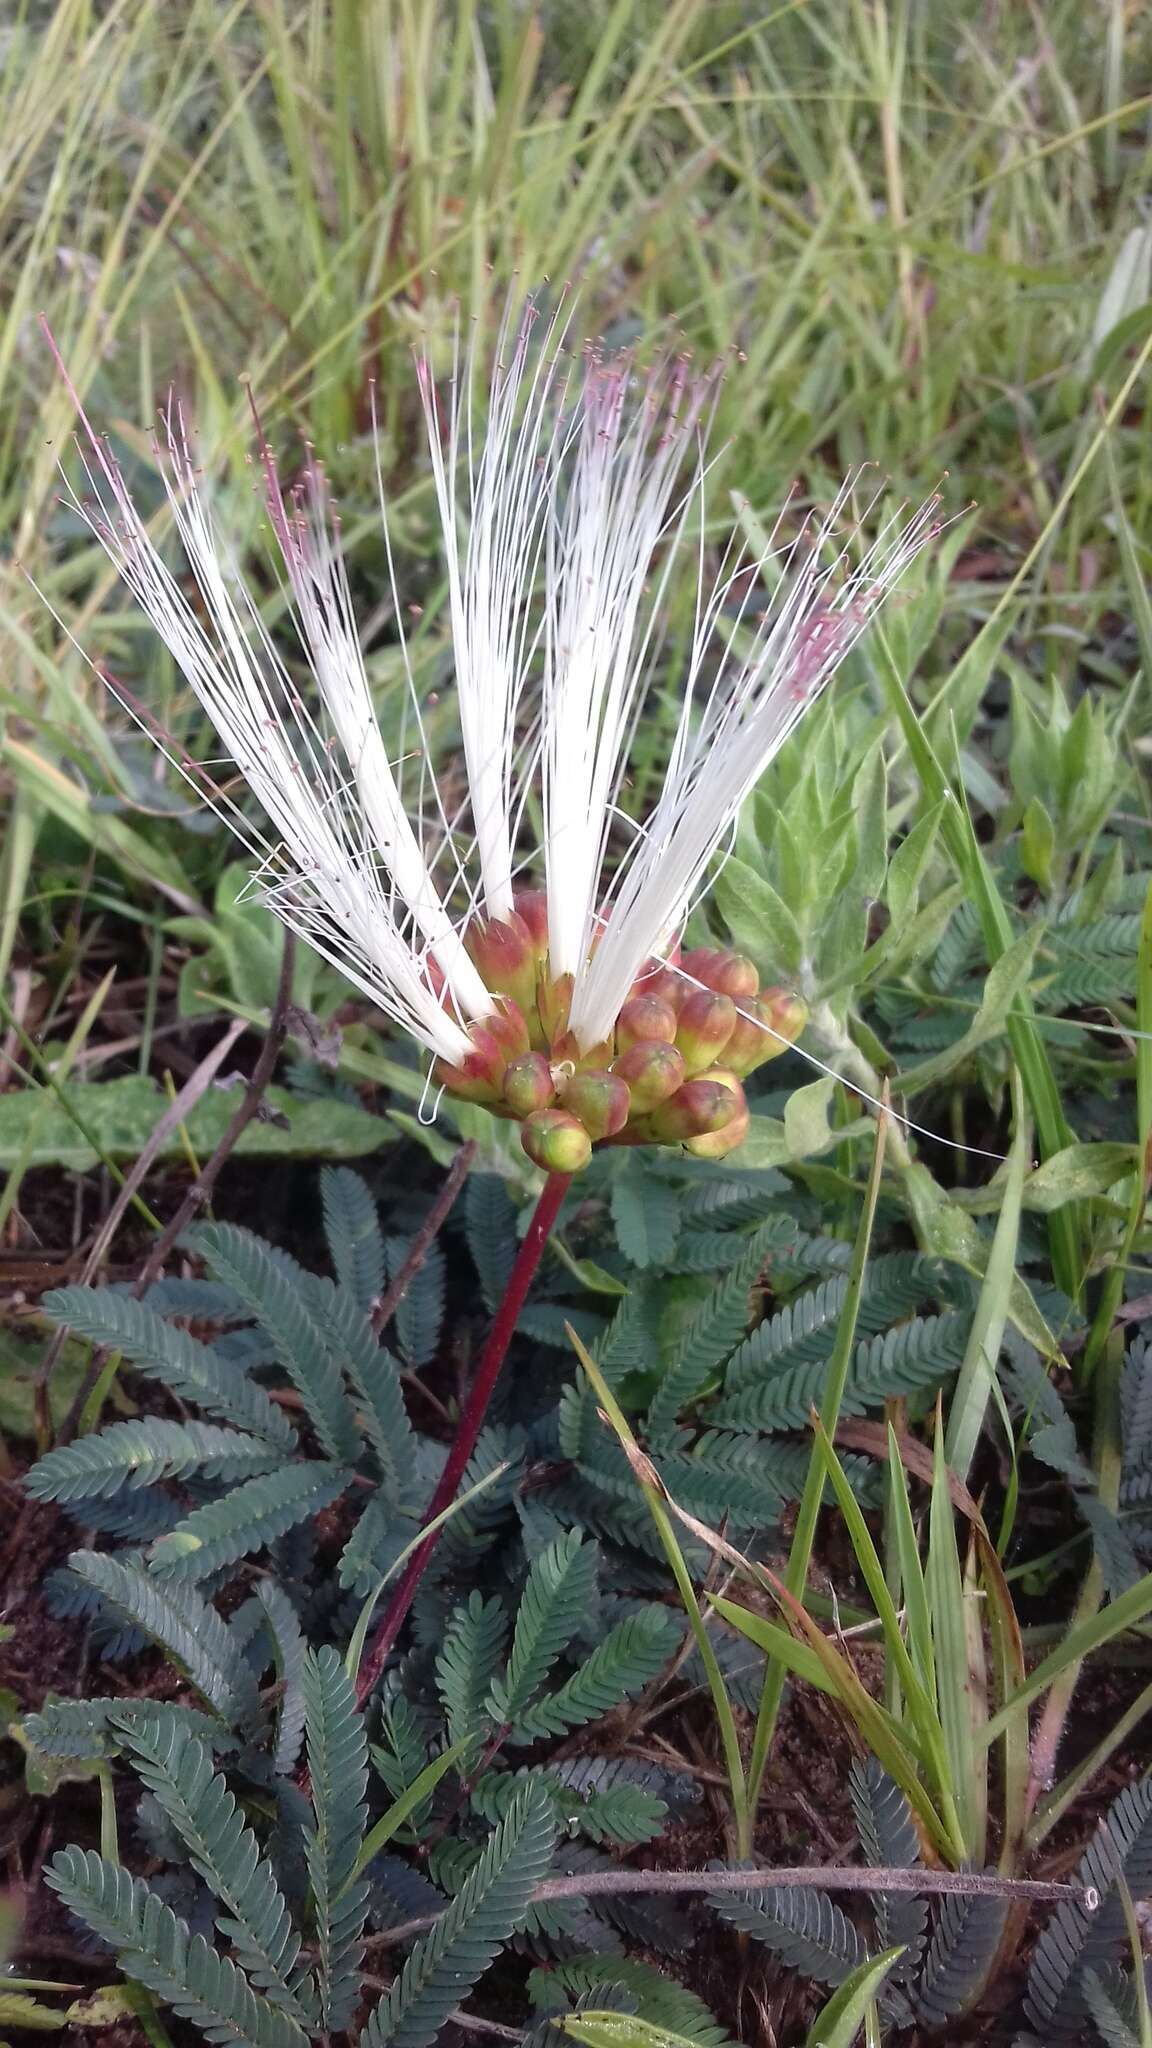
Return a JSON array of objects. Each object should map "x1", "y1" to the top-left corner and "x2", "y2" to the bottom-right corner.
[
  {"x1": 433, "y1": 1024, "x2": 507, "y2": 1103},
  {"x1": 502, "y1": 1051, "x2": 556, "y2": 1117},
  {"x1": 465, "y1": 912, "x2": 537, "y2": 1011},
  {"x1": 485, "y1": 999, "x2": 530, "y2": 1064},
  {"x1": 685, "y1": 1076, "x2": 749, "y2": 1157},
  {"x1": 511, "y1": 887, "x2": 550, "y2": 956},
  {"x1": 675, "y1": 988, "x2": 737, "y2": 1075},
  {"x1": 521, "y1": 1107, "x2": 593, "y2": 1173},
  {"x1": 647, "y1": 1078, "x2": 739, "y2": 1143},
  {"x1": 616, "y1": 994, "x2": 677, "y2": 1051},
  {"x1": 725, "y1": 989, "x2": 807, "y2": 1076},
  {"x1": 537, "y1": 969, "x2": 573, "y2": 1048},
  {"x1": 559, "y1": 1068, "x2": 631, "y2": 1142},
  {"x1": 611, "y1": 1040, "x2": 686, "y2": 1113}
]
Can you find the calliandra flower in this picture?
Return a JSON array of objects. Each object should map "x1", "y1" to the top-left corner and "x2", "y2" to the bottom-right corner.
[{"x1": 48, "y1": 306, "x2": 941, "y2": 1174}]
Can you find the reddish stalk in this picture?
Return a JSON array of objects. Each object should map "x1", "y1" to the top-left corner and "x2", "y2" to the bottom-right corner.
[{"x1": 355, "y1": 1169, "x2": 572, "y2": 1708}]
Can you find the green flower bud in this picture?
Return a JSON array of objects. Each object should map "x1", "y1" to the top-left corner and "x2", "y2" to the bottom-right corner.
[
  {"x1": 647, "y1": 1078, "x2": 738, "y2": 1143},
  {"x1": 611, "y1": 1040, "x2": 686, "y2": 1113},
  {"x1": 521, "y1": 1107, "x2": 593, "y2": 1173},
  {"x1": 502, "y1": 1051, "x2": 556, "y2": 1117},
  {"x1": 725, "y1": 989, "x2": 807, "y2": 1076},
  {"x1": 616, "y1": 994, "x2": 678, "y2": 1051},
  {"x1": 675, "y1": 988, "x2": 737, "y2": 1075},
  {"x1": 559, "y1": 1068, "x2": 631, "y2": 1141}
]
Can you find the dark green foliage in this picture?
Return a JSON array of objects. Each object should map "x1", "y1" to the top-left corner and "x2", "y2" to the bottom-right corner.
[
  {"x1": 362, "y1": 1781, "x2": 556, "y2": 2048},
  {"x1": 463, "y1": 1172, "x2": 518, "y2": 1312},
  {"x1": 487, "y1": 1530, "x2": 600, "y2": 1725},
  {"x1": 322, "y1": 1165, "x2": 386, "y2": 1313},
  {"x1": 508, "y1": 1604, "x2": 681, "y2": 1742},
  {"x1": 255, "y1": 1582, "x2": 308, "y2": 1777},
  {"x1": 710, "y1": 1876, "x2": 873, "y2": 1989},
  {"x1": 528, "y1": 1956, "x2": 732, "y2": 2045},
  {"x1": 313, "y1": 1283, "x2": 412, "y2": 1507},
  {"x1": 185, "y1": 1223, "x2": 361, "y2": 1463},
  {"x1": 914, "y1": 1887, "x2": 1008, "y2": 2027},
  {"x1": 23, "y1": 1697, "x2": 238, "y2": 1762},
  {"x1": 109, "y1": 1708, "x2": 308, "y2": 2022},
  {"x1": 25, "y1": 1419, "x2": 283, "y2": 1501},
  {"x1": 45, "y1": 1848, "x2": 308, "y2": 2048},
  {"x1": 66, "y1": 1553, "x2": 260, "y2": 1727},
  {"x1": 436, "y1": 1592, "x2": 508, "y2": 1748},
  {"x1": 646, "y1": 1220, "x2": 782, "y2": 1441},
  {"x1": 1024, "y1": 1774, "x2": 1152, "y2": 2038},
  {"x1": 1082, "y1": 1969, "x2": 1144, "y2": 2048},
  {"x1": 473, "y1": 1757, "x2": 674, "y2": 1846},
  {"x1": 40, "y1": 1287, "x2": 296, "y2": 1450},
  {"x1": 849, "y1": 1757, "x2": 927, "y2": 1983},
  {"x1": 387, "y1": 1231, "x2": 445, "y2": 1369},
  {"x1": 611, "y1": 1158, "x2": 680, "y2": 1270},
  {"x1": 714, "y1": 1311, "x2": 970, "y2": 1431},
  {"x1": 148, "y1": 1462, "x2": 351, "y2": 1580},
  {"x1": 302, "y1": 1646, "x2": 371, "y2": 2030}
]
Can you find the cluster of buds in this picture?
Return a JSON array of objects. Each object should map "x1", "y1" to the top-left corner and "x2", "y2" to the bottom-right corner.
[{"x1": 434, "y1": 893, "x2": 806, "y2": 1173}]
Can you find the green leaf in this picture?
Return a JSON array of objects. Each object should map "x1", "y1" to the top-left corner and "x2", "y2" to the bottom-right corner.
[
  {"x1": 611, "y1": 1159, "x2": 680, "y2": 1270},
  {"x1": 712, "y1": 855, "x2": 803, "y2": 973},
  {"x1": 488, "y1": 1532, "x2": 600, "y2": 1726},
  {"x1": 806, "y1": 1950, "x2": 905, "y2": 2047},
  {"x1": 361, "y1": 1781, "x2": 556, "y2": 2048},
  {"x1": 710, "y1": 1880, "x2": 872, "y2": 1988},
  {"x1": 1022, "y1": 1144, "x2": 1137, "y2": 1213},
  {"x1": 40, "y1": 1288, "x2": 296, "y2": 1451},
  {"x1": 44, "y1": 1848, "x2": 307, "y2": 2048},
  {"x1": 509, "y1": 1606, "x2": 681, "y2": 1742},
  {"x1": 109, "y1": 1708, "x2": 308, "y2": 2022},
  {"x1": 302, "y1": 1646, "x2": 370, "y2": 2031},
  {"x1": 436, "y1": 1593, "x2": 508, "y2": 1748},
  {"x1": 24, "y1": 1419, "x2": 283, "y2": 1503},
  {"x1": 0, "y1": 1990, "x2": 67, "y2": 2030},
  {"x1": 895, "y1": 926, "x2": 1044, "y2": 1094},
  {"x1": 321, "y1": 1169, "x2": 386, "y2": 1313},
  {"x1": 561, "y1": 2016, "x2": 706, "y2": 2048},
  {"x1": 186, "y1": 1225, "x2": 361, "y2": 1464},
  {"x1": 148, "y1": 1463, "x2": 351, "y2": 1580},
  {"x1": 0, "y1": 1075, "x2": 393, "y2": 1171},
  {"x1": 65, "y1": 1553, "x2": 260, "y2": 1728},
  {"x1": 646, "y1": 1221, "x2": 781, "y2": 1442}
]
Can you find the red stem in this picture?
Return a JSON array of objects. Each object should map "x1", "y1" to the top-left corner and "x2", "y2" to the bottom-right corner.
[{"x1": 355, "y1": 1169, "x2": 572, "y2": 1707}]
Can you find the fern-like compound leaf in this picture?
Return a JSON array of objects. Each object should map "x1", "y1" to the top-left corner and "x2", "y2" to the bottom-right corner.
[
  {"x1": 147, "y1": 1462, "x2": 351, "y2": 1581},
  {"x1": 315, "y1": 1282, "x2": 412, "y2": 1506},
  {"x1": 849, "y1": 1756, "x2": 927, "y2": 1976},
  {"x1": 45, "y1": 1847, "x2": 307, "y2": 2048},
  {"x1": 40, "y1": 1287, "x2": 296, "y2": 1451},
  {"x1": 386, "y1": 1231, "x2": 445, "y2": 1370},
  {"x1": 710, "y1": 1876, "x2": 872, "y2": 1988},
  {"x1": 714, "y1": 1312, "x2": 970, "y2": 1432},
  {"x1": 25, "y1": 1419, "x2": 283, "y2": 1503},
  {"x1": 110, "y1": 1708, "x2": 307, "y2": 2021},
  {"x1": 67, "y1": 1552, "x2": 260, "y2": 1728},
  {"x1": 463, "y1": 1174, "x2": 517, "y2": 1313},
  {"x1": 321, "y1": 1168, "x2": 386, "y2": 1313},
  {"x1": 186, "y1": 1224, "x2": 361, "y2": 1463},
  {"x1": 915, "y1": 1887, "x2": 1007, "y2": 2025},
  {"x1": 22, "y1": 1697, "x2": 236, "y2": 1762},
  {"x1": 487, "y1": 1530, "x2": 599, "y2": 1726},
  {"x1": 436, "y1": 1593, "x2": 508, "y2": 1748},
  {"x1": 302, "y1": 1645, "x2": 371, "y2": 2030},
  {"x1": 1024, "y1": 1772, "x2": 1152, "y2": 2038},
  {"x1": 509, "y1": 1606, "x2": 681, "y2": 1743},
  {"x1": 361, "y1": 1779, "x2": 556, "y2": 2048},
  {"x1": 1082, "y1": 1969, "x2": 1143, "y2": 2048},
  {"x1": 646, "y1": 1221, "x2": 782, "y2": 1441},
  {"x1": 254, "y1": 1582, "x2": 308, "y2": 1777},
  {"x1": 527, "y1": 1956, "x2": 729, "y2": 2044}
]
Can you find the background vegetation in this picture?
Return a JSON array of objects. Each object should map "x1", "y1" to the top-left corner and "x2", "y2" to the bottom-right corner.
[{"x1": 3, "y1": 3, "x2": 1152, "y2": 2045}]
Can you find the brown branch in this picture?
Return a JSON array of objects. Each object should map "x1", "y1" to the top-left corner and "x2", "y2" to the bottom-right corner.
[
  {"x1": 53, "y1": 931, "x2": 296, "y2": 1445},
  {"x1": 369, "y1": 1138, "x2": 476, "y2": 1336},
  {"x1": 364, "y1": 1861, "x2": 1093, "y2": 1949}
]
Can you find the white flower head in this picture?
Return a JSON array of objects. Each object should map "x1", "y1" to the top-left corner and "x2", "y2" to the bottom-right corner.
[{"x1": 47, "y1": 302, "x2": 941, "y2": 1171}]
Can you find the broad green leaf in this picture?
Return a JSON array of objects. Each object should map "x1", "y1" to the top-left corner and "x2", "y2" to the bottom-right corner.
[
  {"x1": 895, "y1": 926, "x2": 1044, "y2": 1095},
  {"x1": 0, "y1": 1076, "x2": 394, "y2": 1169},
  {"x1": 561, "y1": 2015, "x2": 707, "y2": 2048},
  {"x1": 1022, "y1": 1143, "x2": 1137, "y2": 1213}
]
